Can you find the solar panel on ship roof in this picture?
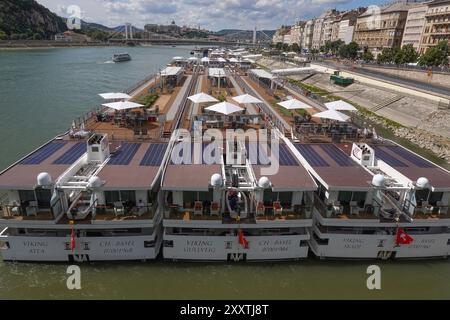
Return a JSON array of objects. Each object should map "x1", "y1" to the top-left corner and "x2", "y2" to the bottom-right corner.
[
  {"x1": 294, "y1": 144, "x2": 329, "y2": 167},
  {"x1": 19, "y1": 141, "x2": 67, "y2": 165},
  {"x1": 278, "y1": 144, "x2": 297, "y2": 166},
  {"x1": 372, "y1": 146, "x2": 407, "y2": 167},
  {"x1": 385, "y1": 145, "x2": 434, "y2": 168},
  {"x1": 140, "y1": 144, "x2": 168, "y2": 166},
  {"x1": 246, "y1": 142, "x2": 270, "y2": 165},
  {"x1": 52, "y1": 142, "x2": 87, "y2": 165},
  {"x1": 319, "y1": 144, "x2": 355, "y2": 167},
  {"x1": 108, "y1": 143, "x2": 140, "y2": 165}
]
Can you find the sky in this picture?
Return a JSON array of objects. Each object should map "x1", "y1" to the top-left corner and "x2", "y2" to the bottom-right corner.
[{"x1": 37, "y1": 0, "x2": 387, "y2": 31}]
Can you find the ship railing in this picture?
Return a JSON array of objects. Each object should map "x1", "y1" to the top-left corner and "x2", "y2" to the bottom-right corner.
[
  {"x1": 92, "y1": 204, "x2": 156, "y2": 220},
  {"x1": 125, "y1": 73, "x2": 158, "y2": 95},
  {"x1": 163, "y1": 204, "x2": 222, "y2": 221},
  {"x1": 405, "y1": 199, "x2": 450, "y2": 218},
  {"x1": 0, "y1": 204, "x2": 56, "y2": 220},
  {"x1": 313, "y1": 193, "x2": 380, "y2": 219},
  {"x1": 254, "y1": 202, "x2": 313, "y2": 221}
]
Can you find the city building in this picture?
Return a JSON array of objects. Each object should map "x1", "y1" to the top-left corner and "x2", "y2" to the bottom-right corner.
[
  {"x1": 272, "y1": 26, "x2": 291, "y2": 44},
  {"x1": 402, "y1": 2, "x2": 430, "y2": 50},
  {"x1": 353, "y1": 2, "x2": 416, "y2": 56},
  {"x1": 291, "y1": 21, "x2": 306, "y2": 47},
  {"x1": 419, "y1": 0, "x2": 450, "y2": 53},
  {"x1": 301, "y1": 19, "x2": 315, "y2": 51},
  {"x1": 312, "y1": 10, "x2": 339, "y2": 49},
  {"x1": 337, "y1": 8, "x2": 367, "y2": 44}
]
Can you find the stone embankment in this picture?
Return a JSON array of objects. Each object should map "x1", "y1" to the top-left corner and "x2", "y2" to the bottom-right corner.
[{"x1": 258, "y1": 57, "x2": 450, "y2": 163}]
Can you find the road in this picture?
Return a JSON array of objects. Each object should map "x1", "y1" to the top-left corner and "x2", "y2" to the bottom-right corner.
[{"x1": 315, "y1": 61, "x2": 450, "y2": 98}]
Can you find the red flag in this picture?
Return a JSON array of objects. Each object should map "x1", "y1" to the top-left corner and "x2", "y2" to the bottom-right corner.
[
  {"x1": 238, "y1": 229, "x2": 248, "y2": 248},
  {"x1": 395, "y1": 228, "x2": 413, "y2": 246},
  {"x1": 70, "y1": 228, "x2": 76, "y2": 252}
]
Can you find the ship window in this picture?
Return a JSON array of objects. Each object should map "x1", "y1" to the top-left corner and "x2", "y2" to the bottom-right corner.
[
  {"x1": 105, "y1": 191, "x2": 120, "y2": 206},
  {"x1": 164, "y1": 240, "x2": 174, "y2": 248},
  {"x1": 119, "y1": 190, "x2": 136, "y2": 206},
  {"x1": 35, "y1": 188, "x2": 52, "y2": 207},
  {"x1": 91, "y1": 146, "x2": 99, "y2": 152},
  {"x1": 18, "y1": 190, "x2": 36, "y2": 204},
  {"x1": 429, "y1": 192, "x2": 443, "y2": 205},
  {"x1": 144, "y1": 240, "x2": 155, "y2": 248},
  {"x1": 415, "y1": 189, "x2": 430, "y2": 203}
]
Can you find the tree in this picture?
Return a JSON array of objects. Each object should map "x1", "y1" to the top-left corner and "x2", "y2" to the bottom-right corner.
[
  {"x1": 377, "y1": 47, "x2": 398, "y2": 64},
  {"x1": 291, "y1": 43, "x2": 300, "y2": 52},
  {"x1": 362, "y1": 50, "x2": 374, "y2": 62},
  {"x1": 282, "y1": 43, "x2": 289, "y2": 52},
  {"x1": 400, "y1": 44, "x2": 419, "y2": 64},
  {"x1": 275, "y1": 42, "x2": 283, "y2": 50},
  {"x1": 418, "y1": 41, "x2": 449, "y2": 67},
  {"x1": 0, "y1": 30, "x2": 7, "y2": 40},
  {"x1": 338, "y1": 42, "x2": 359, "y2": 60}
]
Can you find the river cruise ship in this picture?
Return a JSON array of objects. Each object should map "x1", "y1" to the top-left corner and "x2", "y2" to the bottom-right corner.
[
  {"x1": 0, "y1": 65, "x2": 190, "y2": 262},
  {"x1": 1, "y1": 47, "x2": 449, "y2": 262}
]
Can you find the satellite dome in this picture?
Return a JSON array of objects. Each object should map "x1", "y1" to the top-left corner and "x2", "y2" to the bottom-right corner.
[
  {"x1": 258, "y1": 176, "x2": 271, "y2": 189},
  {"x1": 210, "y1": 173, "x2": 223, "y2": 187},
  {"x1": 371, "y1": 174, "x2": 385, "y2": 187},
  {"x1": 88, "y1": 176, "x2": 103, "y2": 188},
  {"x1": 37, "y1": 172, "x2": 52, "y2": 186},
  {"x1": 416, "y1": 177, "x2": 430, "y2": 189}
]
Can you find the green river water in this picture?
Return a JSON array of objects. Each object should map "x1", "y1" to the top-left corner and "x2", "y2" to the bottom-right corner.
[{"x1": 0, "y1": 46, "x2": 449, "y2": 299}]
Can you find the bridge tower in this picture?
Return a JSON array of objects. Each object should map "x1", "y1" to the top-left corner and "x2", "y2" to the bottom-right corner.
[
  {"x1": 253, "y1": 25, "x2": 257, "y2": 45},
  {"x1": 124, "y1": 23, "x2": 133, "y2": 40}
]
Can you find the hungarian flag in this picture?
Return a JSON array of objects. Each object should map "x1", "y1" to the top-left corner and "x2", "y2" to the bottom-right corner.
[
  {"x1": 395, "y1": 228, "x2": 414, "y2": 246},
  {"x1": 70, "y1": 228, "x2": 76, "y2": 252},
  {"x1": 238, "y1": 229, "x2": 249, "y2": 249}
]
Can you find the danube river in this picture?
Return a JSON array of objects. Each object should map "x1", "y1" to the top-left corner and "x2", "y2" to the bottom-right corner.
[{"x1": 0, "y1": 46, "x2": 449, "y2": 299}]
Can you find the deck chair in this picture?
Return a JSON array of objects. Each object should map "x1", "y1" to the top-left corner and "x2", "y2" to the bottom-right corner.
[
  {"x1": 11, "y1": 203, "x2": 21, "y2": 216},
  {"x1": 350, "y1": 201, "x2": 359, "y2": 216},
  {"x1": 332, "y1": 201, "x2": 342, "y2": 216},
  {"x1": 210, "y1": 202, "x2": 220, "y2": 216},
  {"x1": 26, "y1": 201, "x2": 38, "y2": 217},
  {"x1": 114, "y1": 202, "x2": 125, "y2": 217},
  {"x1": 256, "y1": 202, "x2": 265, "y2": 216},
  {"x1": 194, "y1": 201, "x2": 203, "y2": 216},
  {"x1": 273, "y1": 201, "x2": 283, "y2": 215},
  {"x1": 136, "y1": 205, "x2": 147, "y2": 217}
]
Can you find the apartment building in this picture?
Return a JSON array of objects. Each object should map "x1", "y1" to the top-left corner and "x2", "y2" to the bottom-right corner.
[
  {"x1": 402, "y1": 2, "x2": 430, "y2": 50},
  {"x1": 419, "y1": 0, "x2": 450, "y2": 53},
  {"x1": 301, "y1": 19, "x2": 315, "y2": 50},
  {"x1": 291, "y1": 21, "x2": 306, "y2": 46},
  {"x1": 353, "y1": 2, "x2": 416, "y2": 56}
]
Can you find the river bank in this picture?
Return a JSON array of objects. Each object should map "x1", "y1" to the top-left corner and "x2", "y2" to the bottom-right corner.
[
  {"x1": 0, "y1": 40, "x2": 126, "y2": 50},
  {"x1": 257, "y1": 57, "x2": 450, "y2": 167}
]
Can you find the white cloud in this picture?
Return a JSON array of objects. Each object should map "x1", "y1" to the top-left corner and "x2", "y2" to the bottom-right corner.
[{"x1": 36, "y1": 0, "x2": 375, "y2": 30}]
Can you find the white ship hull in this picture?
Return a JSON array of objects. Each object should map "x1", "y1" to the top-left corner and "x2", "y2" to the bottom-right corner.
[
  {"x1": 163, "y1": 232, "x2": 310, "y2": 261},
  {"x1": 0, "y1": 226, "x2": 163, "y2": 262},
  {"x1": 310, "y1": 228, "x2": 450, "y2": 260}
]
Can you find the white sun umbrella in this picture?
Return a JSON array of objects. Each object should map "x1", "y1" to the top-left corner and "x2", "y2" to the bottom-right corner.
[
  {"x1": 188, "y1": 57, "x2": 198, "y2": 61},
  {"x1": 188, "y1": 92, "x2": 219, "y2": 104},
  {"x1": 101, "y1": 101, "x2": 145, "y2": 111},
  {"x1": 205, "y1": 102, "x2": 244, "y2": 115},
  {"x1": 99, "y1": 92, "x2": 132, "y2": 100},
  {"x1": 232, "y1": 94, "x2": 262, "y2": 104},
  {"x1": 201, "y1": 57, "x2": 210, "y2": 63},
  {"x1": 217, "y1": 57, "x2": 226, "y2": 62},
  {"x1": 312, "y1": 109, "x2": 350, "y2": 122},
  {"x1": 172, "y1": 56, "x2": 184, "y2": 61},
  {"x1": 277, "y1": 99, "x2": 313, "y2": 110},
  {"x1": 325, "y1": 100, "x2": 357, "y2": 111},
  {"x1": 229, "y1": 57, "x2": 239, "y2": 63}
]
